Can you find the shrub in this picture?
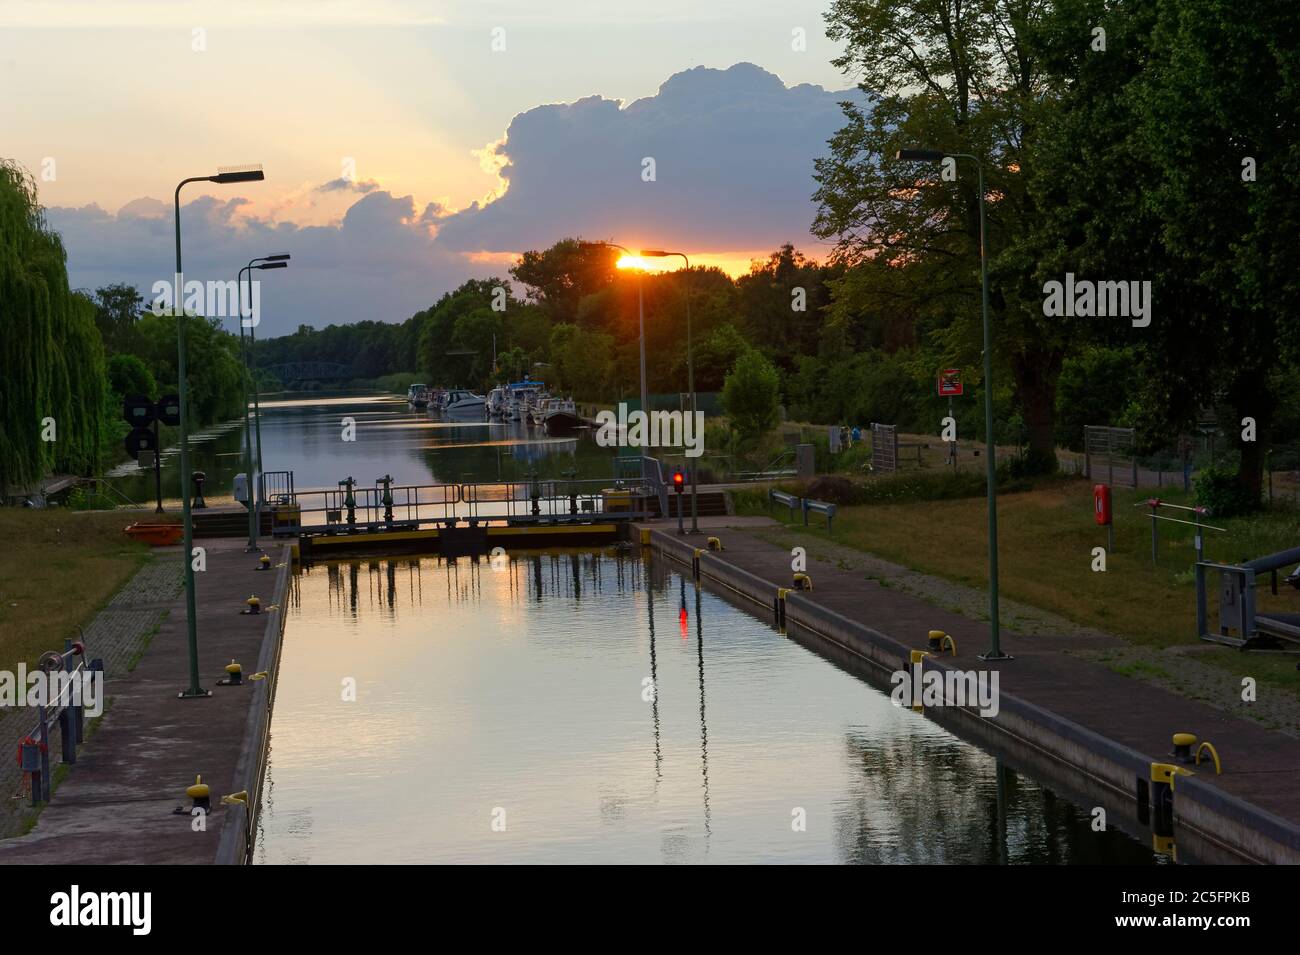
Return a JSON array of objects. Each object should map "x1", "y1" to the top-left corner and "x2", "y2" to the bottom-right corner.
[{"x1": 1194, "y1": 465, "x2": 1260, "y2": 518}]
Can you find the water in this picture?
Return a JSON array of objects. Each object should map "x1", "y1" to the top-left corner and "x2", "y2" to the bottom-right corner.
[
  {"x1": 255, "y1": 551, "x2": 1156, "y2": 864},
  {"x1": 109, "y1": 393, "x2": 618, "y2": 507}
]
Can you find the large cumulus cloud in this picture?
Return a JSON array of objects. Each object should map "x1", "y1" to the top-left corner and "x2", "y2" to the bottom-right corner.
[{"x1": 435, "y1": 62, "x2": 863, "y2": 253}]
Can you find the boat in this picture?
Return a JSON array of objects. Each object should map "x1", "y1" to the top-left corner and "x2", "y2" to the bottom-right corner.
[
  {"x1": 485, "y1": 386, "x2": 507, "y2": 420},
  {"x1": 504, "y1": 379, "x2": 546, "y2": 422},
  {"x1": 442, "y1": 389, "x2": 487, "y2": 416},
  {"x1": 124, "y1": 522, "x2": 184, "y2": 546},
  {"x1": 406, "y1": 383, "x2": 430, "y2": 409},
  {"x1": 529, "y1": 394, "x2": 555, "y2": 426},
  {"x1": 543, "y1": 398, "x2": 584, "y2": 435}
]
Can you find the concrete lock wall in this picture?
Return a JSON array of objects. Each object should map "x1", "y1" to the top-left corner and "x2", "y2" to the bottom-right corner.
[{"x1": 646, "y1": 528, "x2": 1300, "y2": 864}]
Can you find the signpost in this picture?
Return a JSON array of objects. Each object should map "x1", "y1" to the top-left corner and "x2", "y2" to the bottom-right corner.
[
  {"x1": 123, "y1": 395, "x2": 180, "y2": 514},
  {"x1": 938, "y1": 369, "x2": 963, "y2": 469}
]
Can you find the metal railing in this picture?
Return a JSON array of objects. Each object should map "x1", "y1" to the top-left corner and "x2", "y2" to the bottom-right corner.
[
  {"x1": 16, "y1": 636, "x2": 104, "y2": 807},
  {"x1": 267, "y1": 477, "x2": 660, "y2": 535}
]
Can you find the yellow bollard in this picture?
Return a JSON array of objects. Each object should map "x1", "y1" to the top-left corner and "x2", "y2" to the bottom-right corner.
[
  {"x1": 186, "y1": 774, "x2": 211, "y2": 812},
  {"x1": 706, "y1": 537, "x2": 723, "y2": 551},
  {"x1": 793, "y1": 572, "x2": 813, "y2": 591},
  {"x1": 217, "y1": 660, "x2": 243, "y2": 686},
  {"x1": 1172, "y1": 732, "x2": 1198, "y2": 762}
]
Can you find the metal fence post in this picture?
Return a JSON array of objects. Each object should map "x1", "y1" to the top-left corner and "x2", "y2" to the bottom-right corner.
[{"x1": 37, "y1": 703, "x2": 51, "y2": 804}]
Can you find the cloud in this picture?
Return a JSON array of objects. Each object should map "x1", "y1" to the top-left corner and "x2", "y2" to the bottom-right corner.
[
  {"x1": 47, "y1": 189, "x2": 496, "y2": 337},
  {"x1": 317, "y1": 177, "x2": 382, "y2": 194},
  {"x1": 436, "y1": 62, "x2": 863, "y2": 255},
  {"x1": 46, "y1": 62, "x2": 862, "y2": 335}
]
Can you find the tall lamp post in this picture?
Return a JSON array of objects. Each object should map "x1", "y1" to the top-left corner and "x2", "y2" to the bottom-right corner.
[
  {"x1": 641, "y1": 249, "x2": 698, "y2": 534},
  {"x1": 579, "y1": 241, "x2": 647, "y2": 478},
  {"x1": 237, "y1": 254, "x2": 290, "y2": 551},
  {"x1": 895, "y1": 148, "x2": 1010, "y2": 661},
  {"x1": 174, "y1": 164, "x2": 265, "y2": 698}
]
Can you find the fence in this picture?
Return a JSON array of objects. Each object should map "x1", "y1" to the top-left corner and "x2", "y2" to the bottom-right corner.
[
  {"x1": 15, "y1": 637, "x2": 103, "y2": 807},
  {"x1": 264, "y1": 459, "x2": 666, "y2": 536},
  {"x1": 871, "y1": 423, "x2": 899, "y2": 473},
  {"x1": 1084, "y1": 425, "x2": 1137, "y2": 487}
]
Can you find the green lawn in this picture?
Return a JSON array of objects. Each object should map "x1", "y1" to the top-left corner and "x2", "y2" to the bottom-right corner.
[
  {"x1": 739, "y1": 477, "x2": 1300, "y2": 692},
  {"x1": 0, "y1": 509, "x2": 157, "y2": 670}
]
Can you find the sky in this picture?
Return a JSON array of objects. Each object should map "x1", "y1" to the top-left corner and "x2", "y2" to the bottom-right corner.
[{"x1": 0, "y1": 0, "x2": 860, "y2": 336}]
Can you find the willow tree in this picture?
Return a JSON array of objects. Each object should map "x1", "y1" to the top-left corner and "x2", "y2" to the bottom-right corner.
[{"x1": 0, "y1": 159, "x2": 108, "y2": 494}]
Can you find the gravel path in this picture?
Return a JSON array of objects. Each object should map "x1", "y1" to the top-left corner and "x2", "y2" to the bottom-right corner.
[
  {"x1": 748, "y1": 525, "x2": 1300, "y2": 738},
  {"x1": 0, "y1": 553, "x2": 184, "y2": 837}
]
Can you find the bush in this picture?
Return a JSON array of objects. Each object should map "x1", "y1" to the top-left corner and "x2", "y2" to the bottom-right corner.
[{"x1": 1195, "y1": 465, "x2": 1260, "y2": 518}]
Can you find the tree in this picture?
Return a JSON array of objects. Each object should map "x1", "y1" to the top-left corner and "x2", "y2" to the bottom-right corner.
[
  {"x1": 814, "y1": 0, "x2": 1063, "y2": 471},
  {"x1": 92, "y1": 283, "x2": 144, "y2": 354},
  {"x1": 0, "y1": 160, "x2": 109, "y2": 489},
  {"x1": 723, "y1": 350, "x2": 782, "y2": 444},
  {"x1": 106, "y1": 353, "x2": 157, "y2": 400}
]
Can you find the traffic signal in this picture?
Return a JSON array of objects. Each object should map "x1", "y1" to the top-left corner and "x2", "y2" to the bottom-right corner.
[{"x1": 673, "y1": 469, "x2": 684, "y2": 493}]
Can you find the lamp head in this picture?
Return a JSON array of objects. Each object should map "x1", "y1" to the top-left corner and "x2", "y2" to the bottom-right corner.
[
  {"x1": 895, "y1": 149, "x2": 945, "y2": 162},
  {"x1": 211, "y1": 164, "x2": 265, "y2": 184}
]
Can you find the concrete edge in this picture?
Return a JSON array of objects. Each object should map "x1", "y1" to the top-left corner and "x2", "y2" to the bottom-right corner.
[
  {"x1": 214, "y1": 546, "x2": 292, "y2": 865},
  {"x1": 646, "y1": 528, "x2": 1300, "y2": 864}
]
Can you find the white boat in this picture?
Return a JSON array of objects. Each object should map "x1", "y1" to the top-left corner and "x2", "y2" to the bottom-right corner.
[
  {"x1": 406, "y1": 383, "x2": 430, "y2": 409},
  {"x1": 505, "y1": 379, "x2": 545, "y2": 422},
  {"x1": 529, "y1": 394, "x2": 554, "y2": 426},
  {"x1": 442, "y1": 389, "x2": 486, "y2": 415},
  {"x1": 485, "y1": 386, "x2": 506, "y2": 420}
]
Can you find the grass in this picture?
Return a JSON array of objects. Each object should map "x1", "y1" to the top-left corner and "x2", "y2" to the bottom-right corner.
[
  {"x1": 740, "y1": 476, "x2": 1300, "y2": 693},
  {"x1": 0, "y1": 508, "x2": 156, "y2": 671}
]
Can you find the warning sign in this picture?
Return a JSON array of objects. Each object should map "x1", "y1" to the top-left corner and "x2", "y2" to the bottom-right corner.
[{"x1": 938, "y1": 369, "x2": 963, "y2": 397}]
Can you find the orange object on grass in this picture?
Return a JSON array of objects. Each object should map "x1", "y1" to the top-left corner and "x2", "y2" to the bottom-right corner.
[{"x1": 123, "y1": 523, "x2": 184, "y2": 546}]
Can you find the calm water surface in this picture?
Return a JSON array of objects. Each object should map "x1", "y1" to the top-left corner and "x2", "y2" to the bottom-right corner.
[
  {"x1": 110, "y1": 393, "x2": 616, "y2": 506},
  {"x1": 255, "y1": 551, "x2": 1156, "y2": 864}
]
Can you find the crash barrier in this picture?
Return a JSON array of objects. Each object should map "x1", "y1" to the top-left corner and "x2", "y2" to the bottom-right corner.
[
  {"x1": 15, "y1": 636, "x2": 104, "y2": 807},
  {"x1": 766, "y1": 489, "x2": 836, "y2": 534},
  {"x1": 802, "y1": 498, "x2": 837, "y2": 534},
  {"x1": 769, "y1": 489, "x2": 799, "y2": 520},
  {"x1": 1197, "y1": 545, "x2": 1300, "y2": 650}
]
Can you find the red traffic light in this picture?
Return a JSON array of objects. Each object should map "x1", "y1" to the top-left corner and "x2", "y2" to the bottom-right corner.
[{"x1": 673, "y1": 470, "x2": 684, "y2": 492}]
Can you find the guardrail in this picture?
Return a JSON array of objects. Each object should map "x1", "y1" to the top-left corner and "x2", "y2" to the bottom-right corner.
[
  {"x1": 15, "y1": 636, "x2": 104, "y2": 807},
  {"x1": 769, "y1": 488, "x2": 800, "y2": 519},
  {"x1": 265, "y1": 477, "x2": 660, "y2": 536},
  {"x1": 802, "y1": 498, "x2": 837, "y2": 533},
  {"x1": 768, "y1": 489, "x2": 837, "y2": 534}
]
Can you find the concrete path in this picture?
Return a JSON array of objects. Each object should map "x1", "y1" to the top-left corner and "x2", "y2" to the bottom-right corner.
[{"x1": 0, "y1": 539, "x2": 290, "y2": 863}]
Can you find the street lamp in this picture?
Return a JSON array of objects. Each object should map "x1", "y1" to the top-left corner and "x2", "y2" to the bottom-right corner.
[
  {"x1": 236, "y1": 254, "x2": 290, "y2": 552},
  {"x1": 579, "y1": 241, "x2": 647, "y2": 418},
  {"x1": 641, "y1": 249, "x2": 698, "y2": 534},
  {"x1": 894, "y1": 148, "x2": 1011, "y2": 661},
  {"x1": 174, "y1": 164, "x2": 265, "y2": 698},
  {"x1": 580, "y1": 241, "x2": 648, "y2": 483}
]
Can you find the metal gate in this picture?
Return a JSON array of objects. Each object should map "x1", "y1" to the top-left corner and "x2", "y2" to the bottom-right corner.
[
  {"x1": 1084, "y1": 426, "x2": 1136, "y2": 487},
  {"x1": 871, "y1": 423, "x2": 899, "y2": 473}
]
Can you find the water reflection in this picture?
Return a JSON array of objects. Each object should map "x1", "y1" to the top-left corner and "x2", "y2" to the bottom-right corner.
[
  {"x1": 109, "y1": 393, "x2": 617, "y2": 506},
  {"x1": 256, "y1": 550, "x2": 1155, "y2": 864}
]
